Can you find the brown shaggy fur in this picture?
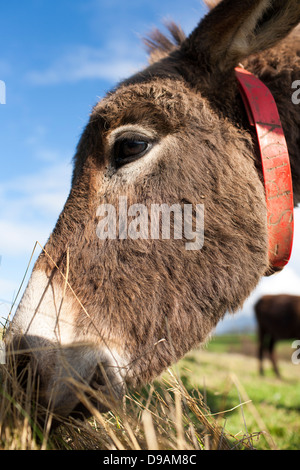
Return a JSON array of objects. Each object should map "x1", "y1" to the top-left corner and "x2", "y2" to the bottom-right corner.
[{"x1": 7, "y1": 0, "x2": 300, "y2": 418}]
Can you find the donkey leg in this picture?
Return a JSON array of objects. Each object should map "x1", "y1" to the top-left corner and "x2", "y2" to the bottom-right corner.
[
  {"x1": 258, "y1": 328, "x2": 265, "y2": 376},
  {"x1": 269, "y1": 337, "x2": 280, "y2": 378}
]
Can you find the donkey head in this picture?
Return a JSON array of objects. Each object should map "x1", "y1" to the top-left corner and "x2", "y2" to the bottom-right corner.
[{"x1": 6, "y1": 0, "x2": 300, "y2": 419}]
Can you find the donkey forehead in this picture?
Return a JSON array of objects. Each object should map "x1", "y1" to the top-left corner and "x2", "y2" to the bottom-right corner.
[{"x1": 91, "y1": 80, "x2": 199, "y2": 133}]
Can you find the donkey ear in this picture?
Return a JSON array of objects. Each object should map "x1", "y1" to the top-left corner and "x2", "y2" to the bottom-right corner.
[{"x1": 182, "y1": 0, "x2": 300, "y2": 74}]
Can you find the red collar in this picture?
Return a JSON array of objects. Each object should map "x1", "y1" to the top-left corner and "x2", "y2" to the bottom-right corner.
[{"x1": 235, "y1": 67, "x2": 294, "y2": 274}]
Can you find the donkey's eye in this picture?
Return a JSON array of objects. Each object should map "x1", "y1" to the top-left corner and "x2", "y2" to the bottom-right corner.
[{"x1": 114, "y1": 139, "x2": 151, "y2": 168}]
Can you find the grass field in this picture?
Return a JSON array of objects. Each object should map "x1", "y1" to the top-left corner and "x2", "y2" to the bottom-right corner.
[
  {"x1": 1, "y1": 332, "x2": 300, "y2": 450},
  {"x1": 178, "y1": 334, "x2": 300, "y2": 450}
]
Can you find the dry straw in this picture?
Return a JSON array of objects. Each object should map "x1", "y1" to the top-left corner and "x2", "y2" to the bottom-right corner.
[
  {"x1": 0, "y1": 240, "x2": 264, "y2": 450},
  {"x1": 0, "y1": 353, "x2": 262, "y2": 450}
]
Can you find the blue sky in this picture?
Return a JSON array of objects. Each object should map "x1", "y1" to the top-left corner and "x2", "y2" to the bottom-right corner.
[{"x1": 0, "y1": 0, "x2": 299, "y2": 330}]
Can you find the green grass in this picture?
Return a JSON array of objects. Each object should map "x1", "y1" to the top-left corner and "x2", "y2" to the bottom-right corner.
[{"x1": 177, "y1": 334, "x2": 300, "y2": 450}]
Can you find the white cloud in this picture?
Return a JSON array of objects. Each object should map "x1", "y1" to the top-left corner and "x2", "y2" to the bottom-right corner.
[
  {"x1": 0, "y1": 158, "x2": 72, "y2": 317},
  {"x1": 0, "y1": 161, "x2": 72, "y2": 257},
  {"x1": 257, "y1": 266, "x2": 300, "y2": 297},
  {"x1": 0, "y1": 220, "x2": 48, "y2": 257},
  {"x1": 27, "y1": 44, "x2": 146, "y2": 85}
]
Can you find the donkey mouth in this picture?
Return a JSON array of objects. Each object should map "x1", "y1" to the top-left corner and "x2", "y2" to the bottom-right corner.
[
  {"x1": 6, "y1": 333, "x2": 127, "y2": 424},
  {"x1": 69, "y1": 364, "x2": 123, "y2": 421}
]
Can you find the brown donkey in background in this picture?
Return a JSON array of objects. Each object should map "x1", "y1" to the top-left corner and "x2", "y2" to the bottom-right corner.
[
  {"x1": 255, "y1": 295, "x2": 300, "y2": 377},
  {"x1": 5, "y1": 0, "x2": 300, "y2": 419}
]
